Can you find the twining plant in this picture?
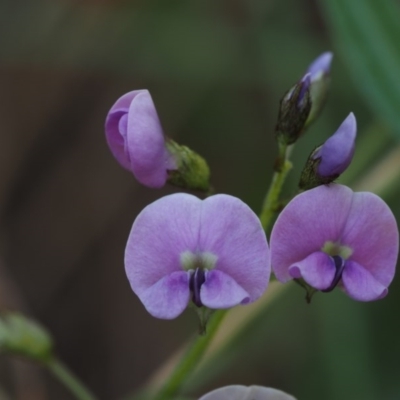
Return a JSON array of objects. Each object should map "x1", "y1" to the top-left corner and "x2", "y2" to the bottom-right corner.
[{"x1": 0, "y1": 52, "x2": 398, "y2": 400}]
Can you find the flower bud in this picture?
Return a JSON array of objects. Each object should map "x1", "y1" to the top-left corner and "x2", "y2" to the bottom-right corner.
[
  {"x1": 299, "y1": 112, "x2": 356, "y2": 190},
  {"x1": 305, "y1": 52, "x2": 333, "y2": 127},
  {"x1": 0, "y1": 313, "x2": 53, "y2": 362},
  {"x1": 275, "y1": 73, "x2": 312, "y2": 146},
  {"x1": 105, "y1": 89, "x2": 210, "y2": 192}
]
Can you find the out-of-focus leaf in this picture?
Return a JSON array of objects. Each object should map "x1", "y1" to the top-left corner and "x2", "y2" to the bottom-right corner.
[{"x1": 318, "y1": 0, "x2": 400, "y2": 138}]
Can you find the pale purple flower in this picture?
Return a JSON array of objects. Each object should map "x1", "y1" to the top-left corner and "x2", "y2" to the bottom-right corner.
[
  {"x1": 199, "y1": 385, "x2": 297, "y2": 400},
  {"x1": 105, "y1": 90, "x2": 176, "y2": 188},
  {"x1": 315, "y1": 112, "x2": 357, "y2": 177},
  {"x1": 271, "y1": 184, "x2": 398, "y2": 301},
  {"x1": 125, "y1": 193, "x2": 270, "y2": 319},
  {"x1": 307, "y1": 51, "x2": 333, "y2": 80}
]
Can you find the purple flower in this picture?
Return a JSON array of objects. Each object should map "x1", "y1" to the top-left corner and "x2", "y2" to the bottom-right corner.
[
  {"x1": 307, "y1": 51, "x2": 333, "y2": 80},
  {"x1": 315, "y1": 112, "x2": 356, "y2": 177},
  {"x1": 105, "y1": 90, "x2": 177, "y2": 188},
  {"x1": 271, "y1": 184, "x2": 398, "y2": 301},
  {"x1": 125, "y1": 193, "x2": 270, "y2": 319},
  {"x1": 199, "y1": 385, "x2": 297, "y2": 400}
]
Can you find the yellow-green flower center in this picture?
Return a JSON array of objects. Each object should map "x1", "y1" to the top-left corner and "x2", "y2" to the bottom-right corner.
[{"x1": 321, "y1": 241, "x2": 353, "y2": 259}]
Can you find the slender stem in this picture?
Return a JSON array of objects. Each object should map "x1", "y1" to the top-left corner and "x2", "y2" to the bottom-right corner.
[
  {"x1": 46, "y1": 358, "x2": 98, "y2": 400},
  {"x1": 259, "y1": 158, "x2": 292, "y2": 230},
  {"x1": 150, "y1": 144, "x2": 294, "y2": 400},
  {"x1": 153, "y1": 310, "x2": 227, "y2": 400}
]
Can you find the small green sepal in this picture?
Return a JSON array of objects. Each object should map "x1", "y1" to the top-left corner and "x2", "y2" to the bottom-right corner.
[{"x1": 166, "y1": 139, "x2": 211, "y2": 192}]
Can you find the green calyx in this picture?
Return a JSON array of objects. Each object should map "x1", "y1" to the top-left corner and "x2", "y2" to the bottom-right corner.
[
  {"x1": 165, "y1": 139, "x2": 211, "y2": 192},
  {"x1": 275, "y1": 81, "x2": 312, "y2": 146},
  {"x1": 298, "y1": 145, "x2": 339, "y2": 190}
]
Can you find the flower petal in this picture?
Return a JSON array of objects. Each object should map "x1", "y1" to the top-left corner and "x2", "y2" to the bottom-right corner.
[
  {"x1": 105, "y1": 91, "x2": 143, "y2": 170},
  {"x1": 199, "y1": 385, "x2": 297, "y2": 400},
  {"x1": 271, "y1": 184, "x2": 353, "y2": 282},
  {"x1": 342, "y1": 260, "x2": 388, "y2": 301},
  {"x1": 140, "y1": 271, "x2": 190, "y2": 319},
  {"x1": 200, "y1": 270, "x2": 250, "y2": 309},
  {"x1": 289, "y1": 251, "x2": 336, "y2": 290},
  {"x1": 127, "y1": 90, "x2": 176, "y2": 188},
  {"x1": 307, "y1": 51, "x2": 333, "y2": 80},
  {"x1": 125, "y1": 194, "x2": 201, "y2": 304},
  {"x1": 341, "y1": 191, "x2": 398, "y2": 287},
  {"x1": 199, "y1": 194, "x2": 270, "y2": 303}
]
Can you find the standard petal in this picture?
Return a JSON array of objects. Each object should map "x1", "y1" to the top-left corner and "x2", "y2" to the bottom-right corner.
[
  {"x1": 341, "y1": 191, "x2": 398, "y2": 287},
  {"x1": 288, "y1": 251, "x2": 336, "y2": 290},
  {"x1": 342, "y1": 260, "x2": 388, "y2": 301},
  {"x1": 199, "y1": 385, "x2": 297, "y2": 400},
  {"x1": 198, "y1": 195, "x2": 270, "y2": 303},
  {"x1": 110, "y1": 90, "x2": 143, "y2": 111},
  {"x1": 200, "y1": 270, "x2": 250, "y2": 309},
  {"x1": 105, "y1": 91, "x2": 144, "y2": 171},
  {"x1": 140, "y1": 271, "x2": 190, "y2": 319},
  {"x1": 125, "y1": 194, "x2": 201, "y2": 300},
  {"x1": 127, "y1": 90, "x2": 176, "y2": 188},
  {"x1": 271, "y1": 184, "x2": 353, "y2": 282}
]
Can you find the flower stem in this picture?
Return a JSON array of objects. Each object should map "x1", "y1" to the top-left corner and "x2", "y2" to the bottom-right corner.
[
  {"x1": 153, "y1": 310, "x2": 227, "y2": 400},
  {"x1": 46, "y1": 358, "x2": 98, "y2": 400},
  {"x1": 259, "y1": 149, "x2": 292, "y2": 230},
  {"x1": 149, "y1": 144, "x2": 294, "y2": 400}
]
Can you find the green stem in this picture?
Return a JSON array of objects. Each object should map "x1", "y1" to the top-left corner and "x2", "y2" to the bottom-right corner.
[
  {"x1": 153, "y1": 310, "x2": 227, "y2": 400},
  {"x1": 259, "y1": 158, "x2": 292, "y2": 230},
  {"x1": 150, "y1": 144, "x2": 294, "y2": 400},
  {"x1": 46, "y1": 358, "x2": 98, "y2": 400}
]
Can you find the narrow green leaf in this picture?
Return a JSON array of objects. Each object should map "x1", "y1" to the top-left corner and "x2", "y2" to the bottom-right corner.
[{"x1": 318, "y1": 0, "x2": 400, "y2": 138}]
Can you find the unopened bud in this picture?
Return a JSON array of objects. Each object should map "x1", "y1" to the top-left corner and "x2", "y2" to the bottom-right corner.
[
  {"x1": 275, "y1": 73, "x2": 312, "y2": 146},
  {"x1": 299, "y1": 112, "x2": 356, "y2": 190},
  {"x1": 305, "y1": 52, "x2": 333, "y2": 127},
  {"x1": 0, "y1": 313, "x2": 53, "y2": 362}
]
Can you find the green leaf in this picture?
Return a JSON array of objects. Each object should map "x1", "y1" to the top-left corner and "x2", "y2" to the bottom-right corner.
[{"x1": 318, "y1": 0, "x2": 400, "y2": 138}]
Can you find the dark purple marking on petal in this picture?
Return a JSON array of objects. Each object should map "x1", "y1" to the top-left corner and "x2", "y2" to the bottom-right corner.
[
  {"x1": 321, "y1": 255, "x2": 345, "y2": 292},
  {"x1": 189, "y1": 268, "x2": 206, "y2": 307}
]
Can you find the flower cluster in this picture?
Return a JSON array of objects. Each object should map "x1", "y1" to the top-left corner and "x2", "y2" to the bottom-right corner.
[{"x1": 104, "y1": 52, "x2": 398, "y2": 321}]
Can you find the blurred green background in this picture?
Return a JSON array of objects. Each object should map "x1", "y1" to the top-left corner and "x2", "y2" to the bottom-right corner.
[{"x1": 0, "y1": 0, "x2": 399, "y2": 399}]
